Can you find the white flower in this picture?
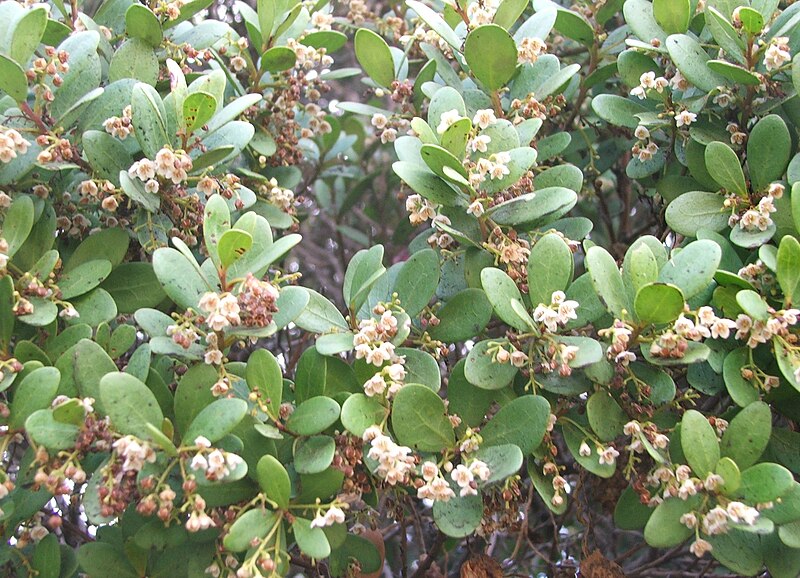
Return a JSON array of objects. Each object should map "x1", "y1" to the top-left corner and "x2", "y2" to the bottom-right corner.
[
  {"x1": 468, "y1": 134, "x2": 491, "y2": 153},
  {"x1": 472, "y1": 109, "x2": 496, "y2": 130},
  {"x1": 437, "y1": 109, "x2": 464, "y2": 134},
  {"x1": 467, "y1": 199, "x2": 485, "y2": 217},
  {"x1": 765, "y1": 38, "x2": 791, "y2": 71},
  {"x1": 597, "y1": 446, "x2": 619, "y2": 465},
  {"x1": 689, "y1": 538, "x2": 713, "y2": 557},
  {"x1": 634, "y1": 125, "x2": 650, "y2": 140},
  {"x1": 579, "y1": 442, "x2": 592, "y2": 457},
  {"x1": 675, "y1": 110, "x2": 697, "y2": 128}
]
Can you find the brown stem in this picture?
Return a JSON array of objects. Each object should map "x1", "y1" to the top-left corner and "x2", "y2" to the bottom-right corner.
[{"x1": 19, "y1": 102, "x2": 49, "y2": 134}]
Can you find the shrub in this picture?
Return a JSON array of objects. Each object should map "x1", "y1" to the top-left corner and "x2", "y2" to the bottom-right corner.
[{"x1": 1, "y1": 0, "x2": 800, "y2": 576}]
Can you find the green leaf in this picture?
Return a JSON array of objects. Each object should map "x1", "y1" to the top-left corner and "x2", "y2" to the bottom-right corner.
[
  {"x1": 10, "y1": 367, "x2": 60, "y2": 430},
  {"x1": 341, "y1": 393, "x2": 388, "y2": 438},
  {"x1": 294, "y1": 435, "x2": 336, "y2": 474},
  {"x1": 562, "y1": 421, "x2": 616, "y2": 477},
  {"x1": 748, "y1": 115, "x2": 791, "y2": 191},
  {"x1": 428, "y1": 288, "x2": 492, "y2": 342},
  {"x1": 680, "y1": 409, "x2": 720, "y2": 477},
  {"x1": 464, "y1": 24, "x2": 517, "y2": 91},
  {"x1": 108, "y1": 38, "x2": 158, "y2": 85},
  {"x1": 125, "y1": 4, "x2": 162, "y2": 46},
  {"x1": 705, "y1": 141, "x2": 747, "y2": 197},
  {"x1": 481, "y1": 267, "x2": 534, "y2": 331},
  {"x1": 182, "y1": 90, "x2": 217, "y2": 134},
  {"x1": 256, "y1": 454, "x2": 290, "y2": 509},
  {"x1": 393, "y1": 248, "x2": 438, "y2": 317},
  {"x1": 293, "y1": 518, "x2": 331, "y2": 559},
  {"x1": 287, "y1": 396, "x2": 340, "y2": 436},
  {"x1": 343, "y1": 245, "x2": 385, "y2": 312},
  {"x1": 665, "y1": 191, "x2": 729, "y2": 236},
  {"x1": 432, "y1": 492, "x2": 483, "y2": 537},
  {"x1": 101, "y1": 263, "x2": 166, "y2": 314},
  {"x1": 634, "y1": 283, "x2": 685, "y2": 324},
  {"x1": 354, "y1": 29, "x2": 394, "y2": 88},
  {"x1": 739, "y1": 462, "x2": 794, "y2": 502},
  {"x1": 217, "y1": 228, "x2": 253, "y2": 268},
  {"x1": 532, "y1": 0, "x2": 594, "y2": 45},
  {"x1": 223, "y1": 508, "x2": 276, "y2": 552},
  {"x1": 152, "y1": 247, "x2": 212, "y2": 310},
  {"x1": 736, "y1": 289, "x2": 768, "y2": 320},
  {"x1": 585, "y1": 245, "x2": 631, "y2": 318},
  {"x1": 623, "y1": 0, "x2": 667, "y2": 45},
  {"x1": 738, "y1": 6, "x2": 764, "y2": 35},
  {"x1": 131, "y1": 82, "x2": 169, "y2": 158},
  {"x1": 464, "y1": 339, "x2": 518, "y2": 389},
  {"x1": 58, "y1": 259, "x2": 113, "y2": 300},
  {"x1": 720, "y1": 401, "x2": 771, "y2": 470},
  {"x1": 481, "y1": 394, "x2": 550, "y2": 453},
  {"x1": 475, "y1": 444, "x2": 523, "y2": 483},
  {"x1": 658, "y1": 240, "x2": 721, "y2": 299},
  {"x1": 406, "y1": 0, "x2": 462, "y2": 50},
  {"x1": 391, "y1": 384, "x2": 454, "y2": 452},
  {"x1": 293, "y1": 289, "x2": 349, "y2": 334},
  {"x1": 778, "y1": 235, "x2": 800, "y2": 307},
  {"x1": 77, "y1": 543, "x2": 138, "y2": 578},
  {"x1": 723, "y1": 347, "x2": 760, "y2": 407},
  {"x1": 587, "y1": 392, "x2": 627, "y2": 442},
  {"x1": 666, "y1": 34, "x2": 727, "y2": 92},
  {"x1": 261, "y1": 45, "x2": 296, "y2": 72},
  {"x1": 246, "y1": 349, "x2": 283, "y2": 418},
  {"x1": 0, "y1": 54, "x2": 28, "y2": 102},
  {"x1": 3, "y1": 194, "x2": 34, "y2": 256},
  {"x1": 707, "y1": 60, "x2": 761, "y2": 85},
  {"x1": 392, "y1": 161, "x2": 462, "y2": 206},
  {"x1": 9, "y1": 6, "x2": 48, "y2": 65},
  {"x1": 99, "y1": 372, "x2": 164, "y2": 439},
  {"x1": 644, "y1": 496, "x2": 701, "y2": 548},
  {"x1": 527, "y1": 233, "x2": 573, "y2": 307},
  {"x1": 653, "y1": 0, "x2": 691, "y2": 33},
  {"x1": 493, "y1": 0, "x2": 529, "y2": 29},
  {"x1": 184, "y1": 398, "x2": 248, "y2": 443},
  {"x1": 592, "y1": 94, "x2": 647, "y2": 129}
]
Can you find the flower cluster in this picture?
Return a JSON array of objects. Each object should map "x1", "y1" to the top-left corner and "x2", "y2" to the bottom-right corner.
[
  {"x1": 734, "y1": 194, "x2": 777, "y2": 232},
  {"x1": 578, "y1": 440, "x2": 620, "y2": 466},
  {"x1": 353, "y1": 306, "x2": 406, "y2": 366},
  {"x1": 261, "y1": 177, "x2": 295, "y2": 211},
  {"x1": 309, "y1": 505, "x2": 346, "y2": 528},
  {"x1": 450, "y1": 460, "x2": 491, "y2": 497},
  {"x1": 517, "y1": 37, "x2": 547, "y2": 64},
  {"x1": 363, "y1": 426, "x2": 416, "y2": 485},
  {"x1": 199, "y1": 291, "x2": 241, "y2": 332},
  {"x1": 0, "y1": 128, "x2": 31, "y2": 163},
  {"x1": 189, "y1": 436, "x2": 244, "y2": 482},
  {"x1": 287, "y1": 38, "x2": 334, "y2": 70},
  {"x1": 631, "y1": 125, "x2": 659, "y2": 162},
  {"x1": 630, "y1": 71, "x2": 669, "y2": 99},
  {"x1": 405, "y1": 193, "x2": 437, "y2": 225},
  {"x1": 465, "y1": 0, "x2": 501, "y2": 27},
  {"x1": 128, "y1": 147, "x2": 193, "y2": 190},
  {"x1": 112, "y1": 435, "x2": 157, "y2": 472},
  {"x1": 733, "y1": 308, "x2": 800, "y2": 351},
  {"x1": 416, "y1": 461, "x2": 456, "y2": 502},
  {"x1": 764, "y1": 36, "x2": 791, "y2": 71},
  {"x1": 185, "y1": 496, "x2": 215, "y2": 532},
  {"x1": 102, "y1": 105, "x2": 133, "y2": 140},
  {"x1": 533, "y1": 291, "x2": 579, "y2": 332},
  {"x1": 363, "y1": 360, "x2": 406, "y2": 398},
  {"x1": 237, "y1": 274, "x2": 280, "y2": 328},
  {"x1": 650, "y1": 308, "x2": 735, "y2": 359}
]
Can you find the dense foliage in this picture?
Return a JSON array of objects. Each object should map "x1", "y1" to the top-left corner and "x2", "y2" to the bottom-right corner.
[{"x1": 3, "y1": 0, "x2": 800, "y2": 576}]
